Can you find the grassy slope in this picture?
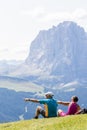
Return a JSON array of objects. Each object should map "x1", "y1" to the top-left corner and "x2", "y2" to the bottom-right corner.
[{"x1": 0, "y1": 114, "x2": 87, "y2": 130}]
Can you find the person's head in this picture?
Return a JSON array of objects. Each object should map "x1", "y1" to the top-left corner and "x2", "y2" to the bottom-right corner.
[
  {"x1": 71, "y1": 96, "x2": 78, "y2": 102},
  {"x1": 45, "y1": 92, "x2": 54, "y2": 99}
]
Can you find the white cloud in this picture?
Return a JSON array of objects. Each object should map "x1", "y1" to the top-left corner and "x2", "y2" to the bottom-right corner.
[
  {"x1": 20, "y1": 7, "x2": 45, "y2": 18},
  {"x1": 37, "y1": 9, "x2": 87, "y2": 22},
  {"x1": 20, "y1": 7, "x2": 87, "y2": 31},
  {"x1": 0, "y1": 42, "x2": 29, "y2": 61},
  {"x1": 72, "y1": 9, "x2": 87, "y2": 19},
  {"x1": 37, "y1": 9, "x2": 87, "y2": 31}
]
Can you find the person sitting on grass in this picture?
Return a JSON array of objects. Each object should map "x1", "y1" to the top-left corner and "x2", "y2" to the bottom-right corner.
[
  {"x1": 24, "y1": 92, "x2": 59, "y2": 119},
  {"x1": 58, "y1": 96, "x2": 81, "y2": 117}
]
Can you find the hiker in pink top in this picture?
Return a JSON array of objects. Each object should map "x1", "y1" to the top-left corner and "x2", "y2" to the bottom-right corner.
[{"x1": 58, "y1": 96, "x2": 81, "y2": 117}]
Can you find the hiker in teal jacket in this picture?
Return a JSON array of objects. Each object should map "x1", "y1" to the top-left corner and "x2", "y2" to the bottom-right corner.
[{"x1": 24, "y1": 92, "x2": 58, "y2": 119}]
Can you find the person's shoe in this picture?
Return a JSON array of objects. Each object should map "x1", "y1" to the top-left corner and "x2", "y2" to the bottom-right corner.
[{"x1": 33, "y1": 116, "x2": 38, "y2": 119}]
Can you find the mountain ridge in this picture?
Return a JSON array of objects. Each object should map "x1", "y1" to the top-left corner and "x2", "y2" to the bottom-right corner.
[{"x1": 24, "y1": 21, "x2": 87, "y2": 81}]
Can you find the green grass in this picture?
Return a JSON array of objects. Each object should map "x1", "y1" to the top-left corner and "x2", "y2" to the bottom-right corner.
[{"x1": 0, "y1": 114, "x2": 87, "y2": 130}]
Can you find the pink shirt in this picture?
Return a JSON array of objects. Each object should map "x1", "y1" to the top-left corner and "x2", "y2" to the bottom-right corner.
[
  {"x1": 59, "y1": 102, "x2": 78, "y2": 116},
  {"x1": 66, "y1": 102, "x2": 78, "y2": 115}
]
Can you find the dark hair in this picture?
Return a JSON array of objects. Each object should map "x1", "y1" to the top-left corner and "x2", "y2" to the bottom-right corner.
[{"x1": 72, "y1": 96, "x2": 78, "y2": 102}]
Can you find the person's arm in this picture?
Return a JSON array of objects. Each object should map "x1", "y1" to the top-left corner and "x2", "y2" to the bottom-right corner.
[
  {"x1": 24, "y1": 98, "x2": 39, "y2": 103},
  {"x1": 77, "y1": 105, "x2": 81, "y2": 111},
  {"x1": 75, "y1": 105, "x2": 81, "y2": 114},
  {"x1": 58, "y1": 101, "x2": 70, "y2": 106}
]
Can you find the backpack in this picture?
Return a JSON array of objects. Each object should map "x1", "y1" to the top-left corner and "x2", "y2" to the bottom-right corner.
[{"x1": 80, "y1": 108, "x2": 87, "y2": 114}]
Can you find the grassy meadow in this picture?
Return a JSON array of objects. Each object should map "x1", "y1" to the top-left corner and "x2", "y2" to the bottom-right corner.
[{"x1": 0, "y1": 114, "x2": 87, "y2": 130}]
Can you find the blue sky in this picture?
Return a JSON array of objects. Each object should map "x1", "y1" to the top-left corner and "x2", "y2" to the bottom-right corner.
[{"x1": 0, "y1": 0, "x2": 87, "y2": 60}]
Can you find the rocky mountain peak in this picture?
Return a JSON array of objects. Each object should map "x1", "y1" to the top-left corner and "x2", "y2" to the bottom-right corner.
[{"x1": 25, "y1": 21, "x2": 87, "y2": 81}]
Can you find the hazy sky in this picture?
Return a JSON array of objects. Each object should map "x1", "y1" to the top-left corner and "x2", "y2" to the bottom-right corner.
[{"x1": 0, "y1": 0, "x2": 87, "y2": 61}]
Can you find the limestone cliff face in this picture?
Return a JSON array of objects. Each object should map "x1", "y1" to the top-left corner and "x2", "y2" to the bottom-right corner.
[{"x1": 25, "y1": 21, "x2": 87, "y2": 80}]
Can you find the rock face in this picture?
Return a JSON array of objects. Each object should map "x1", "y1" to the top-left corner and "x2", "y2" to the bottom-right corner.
[{"x1": 25, "y1": 21, "x2": 87, "y2": 81}]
